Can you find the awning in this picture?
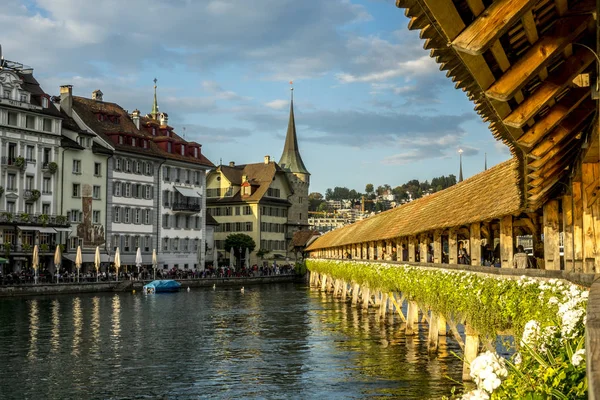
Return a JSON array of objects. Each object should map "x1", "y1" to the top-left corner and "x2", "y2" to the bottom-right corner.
[
  {"x1": 38, "y1": 227, "x2": 58, "y2": 234},
  {"x1": 175, "y1": 186, "x2": 202, "y2": 198},
  {"x1": 64, "y1": 253, "x2": 110, "y2": 263},
  {"x1": 54, "y1": 228, "x2": 73, "y2": 233},
  {"x1": 18, "y1": 226, "x2": 39, "y2": 231}
]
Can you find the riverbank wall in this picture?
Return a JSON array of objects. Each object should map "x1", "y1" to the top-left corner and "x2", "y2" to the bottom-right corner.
[{"x1": 0, "y1": 274, "x2": 302, "y2": 298}]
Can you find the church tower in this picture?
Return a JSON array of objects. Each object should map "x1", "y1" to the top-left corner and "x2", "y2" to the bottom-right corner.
[{"x1": 279, "y1": 86, "x2": 310, "y2": 233}]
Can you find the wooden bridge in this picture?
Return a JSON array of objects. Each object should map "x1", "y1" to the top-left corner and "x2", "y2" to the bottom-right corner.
[{"x1": 306, "y1": 0, "x2": 600, "y2": 395}]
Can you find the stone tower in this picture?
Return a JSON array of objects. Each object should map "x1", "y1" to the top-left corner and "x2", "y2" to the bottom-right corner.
[{"x1": 279, "y1": 87, "x2": 310, "y2": 234}]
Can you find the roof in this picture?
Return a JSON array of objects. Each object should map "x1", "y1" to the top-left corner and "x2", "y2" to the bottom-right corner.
[
  {"x1": 395, "y1": 0, "x2": 596, "y2": 210},
  {"x1": 60, "y1": 135, "x2": 83, "y2": 150},
  {"x1": 207, "y1": 161, "x2": 293, "y2": 204},
  {"x1": 206, "y1": 214, "x2": 219, "y2": 226},
  {"x1": 306, "y1": 159, "x2": 522, "y2": 251},
  {"x1": 291, "y1": 230, "x2": 321, "y2": 248},
  {"x1": 278, "y1": 94, "x2": 309, "y2": 175}
]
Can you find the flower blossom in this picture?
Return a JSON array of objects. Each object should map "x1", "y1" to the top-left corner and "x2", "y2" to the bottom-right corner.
[{"x1": 571, "y1": 349, "x2": 585, "y2": 367}]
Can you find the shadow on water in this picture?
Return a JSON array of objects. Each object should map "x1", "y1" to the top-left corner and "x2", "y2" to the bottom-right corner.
[{"x1": 0, "y1": 283, "x2": 463, "y2": 399}]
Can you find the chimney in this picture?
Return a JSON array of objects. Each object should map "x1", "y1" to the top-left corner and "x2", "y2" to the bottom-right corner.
[
  {"x1": 229, "y1": 161, "x2": 235, "y2": 167},
  {"x1": 131, "y1": 109, "x2": 140, "y2": 130},
  {"x1": 60, "y1": 85, "x2": 73, "y2": 117},
  {"x1": 160, "y1": 112, "x2": 168, "y2": 126},
  {"x1": 92, "y1": 89, "x2": 103, "y2": 101},
  {"x1": 264, "y1": 155, "x2": 270, "y2": 164}
]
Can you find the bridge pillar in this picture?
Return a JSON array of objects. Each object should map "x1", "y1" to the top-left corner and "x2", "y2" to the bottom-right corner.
[
  {"x1": 321, "y1": 274, "x2": 327, "y2": 291},
  {"x1": 428, "y1": 311, "x2": 439, "y2": 353},
  {"x1": 500, "y1": 216, "x2": 514, "y2": 268},
  {"x1": 361, "y1": 286, "x2": 370, "y2": 311},
  {"x1": 448, "y1": 228, "x2": 458, "y2": 264},
  {"x1": 341, "y1": 279, "x2": 348, "y2": 301},
  {"x1": 438, "y1": 314, "x2": 447, "y2": 336},
  {"x1": 380, "y1": 292, "x2": 388, "y2": 319},
  {"x1": 408, "y1": 236, "x2": 417, "y2": 262},
  {"x1": 462, "y1": 324, "x2": 480, "y2": 382},
  {"x1": 544, "y1": 200, "x2": 561, "y2": 270},
  {"x1": 406, "y1": 301, "x2": 418, "y2": 335},
  {"x1": 369, "y1": 242, "x2": 375, "y2": 260},
  {"x1": 352, "y1": 283, "x2": 360, "y2": 305},
  {"x1": 419, "y1": 234, "x2": 429, "y2": 263},
  {"x1": 470, "y1": 222, "x2": 482, "y2": 266}
]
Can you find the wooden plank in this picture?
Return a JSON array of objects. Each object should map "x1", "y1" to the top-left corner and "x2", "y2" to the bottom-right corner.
[
  {"x1": 573, "y1": 182, "x2": 584, "y2": 271},
  {"x1": 586, "y1": 279, "x2": 600, "y2": 400},
  {"x1": 543, "y1": 200, "x2": 561, "y2": 270},
  {"x1": 504, "y1": 50, "x2": 595, "y2": 128},
  {"x1": 409, "y1": 236, "x2": 417, "y2": 262},
  {"x1": 470, "y1": 222, "x2": 482, "y2": 266},
  {"x1": 528, "y1": 174, "x2": 562, "y2": 204},
  {"x1": 521, "y1": 11, "x2": 538, "y2": 43},
  {"x1": 448, "y1": 228, "x2": 458, "y2": 264},
  {"x1": 528, "y1": 133, "x2": 578, "y2": 170},
  {"x1": 500, "y1": 215, "x2": 514, "y2": 268},
  {"x1": 528, "y1": 140, "x2": 581, "y2": 180},
  {"x1": 563, "y1": 193, "x2": 574, "y2": 271},
  {"x1": 452, "y1": 0, "x2": 539, "y2": 55},
  {"x1": 529, "y1": 103, "x2": 595, "y2": 159},
  {"x1": 516, "y1": 88, "x2": 590, "y2": 149},
  {"x1": 582, "y1": 163, "x2": 600, "y2": 273},
  {"x1": 433, "y1": 230, "x2": 442, "y2": 263},
  {"x1": 486, "y1": 15, "x2": 591, "y2": 101}
]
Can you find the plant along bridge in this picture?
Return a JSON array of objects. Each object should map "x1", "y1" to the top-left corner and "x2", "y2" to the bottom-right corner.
[{"x1": 306, "y1": 0, "x2": 600, "y2": 396}]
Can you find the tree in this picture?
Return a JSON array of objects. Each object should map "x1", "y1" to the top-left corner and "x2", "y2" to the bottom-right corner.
[
  {"x1": 309, "y1": 192, "x2": 324, "y2": 211},
  {"x1": 308, "y1": 192, "x2": 323, "y2": 201},
  {"x1": 365, "y1": 183, "x2": 374, "y2": 195},
  {"x1": 224, "y1": 233, "x2": 256, "y2": 265}
]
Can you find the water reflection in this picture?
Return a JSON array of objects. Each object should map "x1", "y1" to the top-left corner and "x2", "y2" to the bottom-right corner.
[
  {"x1": 50, "y1": 299, "x2": 60, "y2": 353},
  {"x1": 111, "y1": 295, "x2": 121, "y2": 357},
  {"x1": 72, "y1": 297, "x2": 82, "y2": 356},
  {"x1": 90, "y1": 296, "x2": 100, "y2": 354},
  {"x1": 27, "y1": 299, "x2": 38, "y2": 360}
]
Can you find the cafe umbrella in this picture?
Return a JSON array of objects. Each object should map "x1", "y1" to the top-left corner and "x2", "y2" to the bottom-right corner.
[
  {"x1": 114, "y1": 247, "x2": 121, "y2": 282},
  {"x1": 32, "y1": 244, "x2": 39, "y2": 284},
  {"x1": 135, "y1": 247, "x2": 143, "y2": 278},
  {"x1": 229, "y1": 247, "x2": 234, "y2": 270},
  {"x1": 152, "y1": 248, "x2": 158, "y2": 280},
  {"x1": 94, "y1": 246, "x2": 101, "y2": 282},
  {"x1": 53, "y1": 245, "x2": 62, "y2": 283},
  {"x1": 75, "y1": 245, "x2": 83, "y2": 283}
]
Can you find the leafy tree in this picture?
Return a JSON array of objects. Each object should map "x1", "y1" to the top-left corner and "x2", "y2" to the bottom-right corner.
[
  {"x1": 224, "y1": 233, "x2": 256, "y2": 260},
  {"x1": 365, "y1": 183, "x2": 374, "y2": 195},
  {"x1": 308, "y1": 192, "x2": 324, "y2": 211},
  {"x1": 317, "y1": 202, "x2": 330, "y2": 212},
  {"x1": 308, "y1": 192, "x2": 323, "y2": 201}
]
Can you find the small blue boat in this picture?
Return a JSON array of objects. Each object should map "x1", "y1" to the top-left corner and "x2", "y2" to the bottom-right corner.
[{"x1": 143, "y1": 280, "x2": 181, "y2": 294}]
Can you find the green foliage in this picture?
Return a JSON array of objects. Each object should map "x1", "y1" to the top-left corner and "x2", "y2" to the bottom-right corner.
[
  {"x1": 30, "y1": 189, "x2": 40, "y2": 201},
  {"x1": 38, "y1": 214, "x2": 49, "y2": 227},
  {"x1": 1, "y1": 212, "x2": 12, "y2": 222},
  {"x1": 295, "y1": 261, "x2": 307, "y2": 275},
  {"x1": 19, "y1": 213, "x2": 30, "y2": 223},
  {"x1": 40, "y1": 243, "x2": 49, "y2": 252},
  {"x1": 56, "y1": 215, "x2": 67, "y2": 225},
  {"x1": 306, "y1": 259, "x2": 560, "y2": 339},
  {"x1": 22, "y1": 243, "x2": 31, "y2": 252},
  {"x1": 224, "y1": 233, "x2": 256, "y2": 256},
  {"x1": 48, "y1": 162, "x2": 58, "y2": 174},
  {"x1": 0, "y1": 186, "x2": 4, "y2": 196},
  {"x1": 14, "y1": 156, "x2": 25, "y2": 169},
  {"x1": 256, "y1": 248, "x2": 270, "y2": 258},
  {"x1": 365, "y1": 183, "x2": 374, "y2": 195}
]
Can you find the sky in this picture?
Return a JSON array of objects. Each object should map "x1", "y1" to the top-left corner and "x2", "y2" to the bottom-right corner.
[{"x1": 2, "y1": 0, "x2": 511, "y2": 194}]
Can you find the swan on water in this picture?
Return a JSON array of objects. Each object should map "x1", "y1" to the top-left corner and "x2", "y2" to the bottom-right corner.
[
  {"x1": 240, "y1": 287, "x2": 245, "y2": 293},
  {"x1": 212, "y1": 284, "x2": 216, "y2": 290},
  {"x1": 187, "y1": 287, "x2": 190, "y2": 292}
]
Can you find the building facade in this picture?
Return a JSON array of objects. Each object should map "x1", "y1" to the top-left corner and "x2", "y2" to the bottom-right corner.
[{"x1": 0, "y1": 62, "x2": 70, "y2": 272}]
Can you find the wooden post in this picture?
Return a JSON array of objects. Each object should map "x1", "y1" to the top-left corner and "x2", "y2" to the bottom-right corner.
[
  {"x1": 362, "y1": 286, "x2": 370, "y2": 311},
  {"x1": 543, "y1": 200, "x2": 561, "y2": 270},
  {"x1": 379, "y1": 293, "x2": 388, "y2": 319},
  {"x1": 408, "y1": 236, "x2": 416, "y2": 262},
  {"x1": 428, "y1": 311, "x2": 440, "y2": 353},
  {"x1": 463, "y1": 324, "x2": 480, "y2": 382},
  {"x1": 369, "y1": 242, "x2": 375, "y2": 260},
  {"x1": 563, "y1": 193, "x2": 575, "y2": 271},
  {"x1": 352, "y1": 283, "x2": 360, "y2": 305},
  {"x1": 582, "y1": 163, "x2": 600, "y2": 273},
  {"x1": 377, "y1": 241, "x2": 383, "y2": 260},
  {"x1": 321, "y1": 274, "x2": 327, "y2": 291},
  {"x1": 433, "y1": 230, "x2": 442, "y2": 264},
  {"x1": 448, "y1": 228, "x2": 458, "y2": 264},
  {"x1": 341, "y1": 280, "x2": 348, "y2": 301},
  {"x1": 500, "y1": 216, "x2": 514, "y2": 268},
  {"x1": 419, "y1": 234, "x2": 429, "y2": 263},
  {"x1": 470, "y1": 222, "x2": 482, "y2": 266},
  {"x1": 396, "y1": 238, "x2": 403, "y2": 261},
  {"x1": 406, "y1": 301, "x2": 418, "y2": 335},
  {"x1": 438, "y1": 315, "x2": 447, "y2": 336},
  {"x1": 573, "y1": 182, "x2": 584, "y2": 272}
]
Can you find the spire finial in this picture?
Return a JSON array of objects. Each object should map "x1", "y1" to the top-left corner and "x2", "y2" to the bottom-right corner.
[
  {"x1": 289, "y1": 80, "x2": 294, "y2": 101},
  {"x1": 484, "y1": 152, "x2": 487, "y2": 171},
  {"x1": 458, "y1": 148, "x2": 464, "y2": 182},
  {"x1": 151, "y1": 78, "x2": 159, "y2": 120}
]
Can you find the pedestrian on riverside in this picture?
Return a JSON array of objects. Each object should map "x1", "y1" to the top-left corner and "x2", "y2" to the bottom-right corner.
[{"x1": 512, "y1": 245, "x2": 530, "y2": 269}]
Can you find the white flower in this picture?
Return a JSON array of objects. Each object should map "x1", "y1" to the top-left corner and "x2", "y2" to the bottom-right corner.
[
  {"x1": 462, "y1": 389, "x2": 490, "y2": 400},
  {"x1": 548, "y1": 297, "x2": 558, "y2": 305},
  {"x1": 571, "y1": 349, "x2": 585, "y2": 367},
  {"x1": 513, "y1": 353, "x2": 522, "y2": 366},
  {"x1": 469, "y1": 351, "x2": 507, "y2": 394},
  {"x1": 521, "y1": 320, "x2": 541, "y2": 347}
]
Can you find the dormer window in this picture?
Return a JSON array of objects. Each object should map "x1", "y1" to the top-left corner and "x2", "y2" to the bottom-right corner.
[
  {"x1": 180, "y1": 145, "x2": 185, "y2": 156},
  {"x1": 118, "y1": 136, "x2": 124, "y2": 144},
  {"x1": 243, "y1": 186, "x2": 251, "y2": 196},
  {"x1": 20, "y1": 94, "x2": 28, "y2": 103},
  {"x1": 167, "y1": 142, "x2": 172, "y2": 153},
  {"x1": 41, "y1": 97, "x2": 48, "y2": 108},
  {"x1": 194, "y1": 147, "x2": 198, "y2": 158},
  {"x1": 152, "y1": 128, "x2": 156, "y2": 136},
  {"x1": 132, "y1": 138, "x2": 136, "y2": 147},
  {"x1": 143, "y1": 140, "x2": 148, "y2": 149},
  {"x1": 97, "y1": 114, "x2": 103, "y2": 121}
]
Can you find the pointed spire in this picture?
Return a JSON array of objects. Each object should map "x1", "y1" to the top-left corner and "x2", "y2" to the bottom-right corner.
[
  {"x1": 279, "y1": 82, "x2": 309, "y2": 175},
  {"x1": 458, "y1": 149, "x2": 464, "y2": 182},
  {"x1": 484, "y1": 152, "x2": 487, "y2": 171},
  {"x1": 151, "y1": 78, "x2": 159, "y2": 120}
]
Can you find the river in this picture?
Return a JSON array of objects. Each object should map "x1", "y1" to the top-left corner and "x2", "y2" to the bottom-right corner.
[{"x1": 0, "y1": 283, "x2": 463, "y2": 399}]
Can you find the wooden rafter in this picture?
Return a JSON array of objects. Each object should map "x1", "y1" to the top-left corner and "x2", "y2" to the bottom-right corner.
[
  {"x1": 485, "y1": 15, "x2": 591, "y2": 101},
  {"x1": 503, "y1": 49, "x2": 595, "y2": 128},
  {"x1": 516, "y1": 87, "x2": 590, "y2": 149},
  {"x1": 528, "y1": 133, "x2": 579, "y2": 170},
  {"x1": 528, "y1": 140, "x2": 581, "y2": 180},
  {"x1": 452, "y1": 0, "x2": 539, "y2": 55}
]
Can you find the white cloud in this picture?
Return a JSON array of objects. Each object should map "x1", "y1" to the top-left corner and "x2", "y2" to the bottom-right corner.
[{"x1": 265, "y1": 99, "x2": 288, "y2": 110}]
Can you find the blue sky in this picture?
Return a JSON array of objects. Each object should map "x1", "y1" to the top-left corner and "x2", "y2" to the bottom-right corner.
[{"x1": 3, "y1": 0, "x2": 510, "y2": 194}]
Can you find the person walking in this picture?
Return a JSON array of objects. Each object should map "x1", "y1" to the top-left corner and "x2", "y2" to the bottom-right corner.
[{"x1": 513, "y1": 245, "x2": 529, "y2": 269}]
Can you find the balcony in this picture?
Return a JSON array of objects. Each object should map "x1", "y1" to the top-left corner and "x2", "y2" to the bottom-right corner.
[
  {"x1": 0, "y1": 212, "x2": 70, "y2": 227},
  {"x1": 23, "y1": 189, "x2": 40, "y2": 202},
  {"x1": 172, "y1": 202, "x2": 201, "y2": 213}
]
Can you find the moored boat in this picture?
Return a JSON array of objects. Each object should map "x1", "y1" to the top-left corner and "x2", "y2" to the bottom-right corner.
[{"x1": 143, "y1": 280, "x2": 181, "y2": 294}]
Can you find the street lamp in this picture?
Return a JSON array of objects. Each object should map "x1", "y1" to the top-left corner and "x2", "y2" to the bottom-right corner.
[{"x1": 458, "y1": 148, "x2": 464, "y2": 182}]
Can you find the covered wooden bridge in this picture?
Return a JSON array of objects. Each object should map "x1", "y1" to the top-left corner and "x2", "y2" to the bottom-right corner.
[{"x1": 307, "y1": 0, "x2": 600, "y2": 274}]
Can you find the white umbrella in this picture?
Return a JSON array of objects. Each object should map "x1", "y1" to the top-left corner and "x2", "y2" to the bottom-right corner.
[
  {"x1": 54, "y1": 245, "x2": 62, "y2": 283},
  {"x1": 114, "y1": 247, "x2": 121, "y2": 282},
  {"x1": 245, "y1": 248, "x2": 250, "y2": 269},
  {"x1": 135, "y1": 247, "x2": 143, "y2": 279},
  {"x1": 229, "y1": 247, "x2": 234, "y2": 270},
  {"x1": 94, "y1": 246, "x2": 101, "y2": 282},
  {"x1": 152, "y1": 249, "x2": 158, "y2": 280},
  {"x1": 75, "y1": 245, "x2": 82, "y2": 283},
  {"x1": 32, "y1": 245, "x2": 39, "y2": 284}
]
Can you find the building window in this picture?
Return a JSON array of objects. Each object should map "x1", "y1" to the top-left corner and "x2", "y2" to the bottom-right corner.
[
  {"x1": 132, "y1": 138, "x2": 137, "y2": 147},
  {"x1": 42, "y1": 203, "x2": 50, "y2": 215},
  {"x1": 72, "y1": 160, "x2": 81, "y2": 174},
  {"x1": 164, "y1": 166, "x2": 171, "y2": 181},
  {"x1": 235, "y1": 206, "x2": 240, "y2": 216},
  {"x1": 42, "y1": 97, "x2": 48, "y2": 108},
  {"x1": 114, "y1": 181, "x2": 121, "y2": 196},
  {"x1": 145, "y1": 185, "x2": 151, "y2": 199},
  {"x1": 145, "y1": 163, "x2": 152, "y2": 175},
  {"x1": 135, "y1": 209, "x2": 141, "y2": 224},
  {"x1": 42, "y1": 118, "x2": 52, "y2": 132},
  {"x1": 25, "y1": 115, "x2": 35, "y2": 129},
  {"x1": 70, "y1": 210, "x2": 81, "y2": 223},
  {"x1": 114, "y1": 207, "x2": 120, "y2": 223},
  {"x1": 25, "y1": 175, "x2": 33, "y2": 190},
  {"x1": 144, "y1": 209, "x2": 151, "y2": 225},
  {"x1": 93, "y1": 185, "x2": 101, "y2": 199},
  {"x1": 43, "y1": 177, "x2": 51, "y2": 194},
  {"x1": 72, "y1": 184, "x2": 80, "y2": 197},
  {"x1": 246, "y1": 222, "x2": 252, "y2": 231},
  {"x1": 163, "y1": 237, "x2": 169, "y2": 251},
  {"x1": 7, "y1": 174, "x2": 16, "y2": 191},
  {"x1": 167, "y1": 142, "x2": 172, "y2": 153},
  {"x1": 125, "y1": 160, "x2": 131, "y2": 172},
  {"x1": 6, "y1": 201, "x2": 15, "y2": 213},
  {"x1": 124, "y1": 183, "x2": 131, "y2": 197},
  {"x1": 145, "y1": 236, "x2": 151, "y2": 251},
  {"x1": 118, "y1": 136, "x2": 124, "y2": 144},
  {"x1": 124, "y1": 208, "x2": 131, "y2": 224},
  {"x1": 124, "y1": 236, "x2": 130, "y2": 252},
  {"x1": 94, "y1": 162, "x2": 102, "y2": 176},
  {"x1": 25, "y1": 203, "x2": 33, "y2": 214},
  {"x1": 93, "y1": 210, "x2": 100, "y2": 224},
  {"x1": 225, "y1": 207, "x2": 232, "y2": 216},
  {"x1": 26, "y1": 146, "x2": 35, "y2": 162},
  {"x1": 115, "y1": 159, "x2": 121, "y2": 171},
  {"x1": 42, "y1": 148, "x2": 50, "y2": 166},
  {"x1": 7, "y1": 112, "x2": 18, "y2": 126}
]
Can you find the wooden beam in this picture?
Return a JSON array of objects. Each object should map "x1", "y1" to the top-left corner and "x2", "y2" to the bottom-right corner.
[
  {"x1": 470, "y1": 223, "x2": 481, "y2": 266},
  {"x1": 528, "y1": 133, "x2": 579, "y2": 170},
  {"x1": 452, "y1": 0, "x2": 539, "y2": 55},
  {"x1": 529, "y1": 103, "x2": 595, "y2": 159},
  {"x1": 582, "y1": 163, "x2": 600, "y2": 273},
  {"x1": 516, "y1": 87, "x2": 590, "y2": 149},
  {"x1": 485, "y1": 15, "x2": 591, "y2": 101},
  {"x1": 504, "y1": 50, "x2": 595, "y2": 128},
  {"x1": 528, "y1": 174, "x2": 563, "y2": 204},
  {"x1": 528, "y1": 139, "x2": 580, "y2": 180},
  {"x1": 500, "y1": 215, "x2": 513, "y2": 268},
  {"x1": 573, "y1": 182, "x2": 584, "y2": 271},
  {"x1": 543, "y1": 200, "x2": 561, "y2": 270}
]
